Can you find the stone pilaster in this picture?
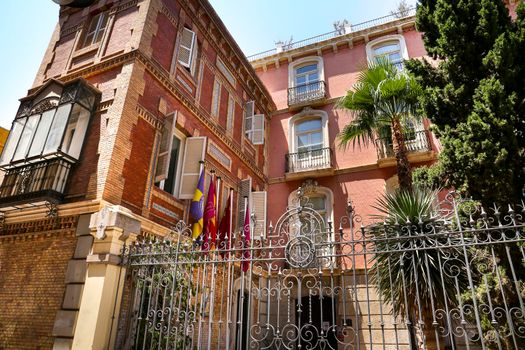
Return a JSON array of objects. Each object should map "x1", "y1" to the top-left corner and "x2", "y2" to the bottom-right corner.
[{"x1": 71, "y1": 205, "x2": 140, "y2": 350}]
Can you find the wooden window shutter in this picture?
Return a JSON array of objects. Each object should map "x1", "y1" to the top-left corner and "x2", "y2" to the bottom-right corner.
[
  {"x1": 251, "y1": 191, "x2": 267, "y2": 239},
  {"x1": 155, "y1": 112, "x2": 177, "y2": 183},
  {"x1": 178, "y1": 136, "x2": 207, "y2": 199},
  {"x1": 190, "y1": 38, "x2": 198, "y2": 75},
  {"x1": 178, "y1": 28, "x2": 196, "y2": 68},
  {"x1": 251, "y1": 114, "x2": 265, "y2": 145},
  {"x1": 237, "y1": 178, "x2": 252, "y2": 230},
  {"x1": 244, "y1": 101, "x2": 254, "y2": 140}
]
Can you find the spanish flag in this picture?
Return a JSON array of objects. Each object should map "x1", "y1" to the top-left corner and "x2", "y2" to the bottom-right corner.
[{"x1": 190, "y1": 169, "x2": 205, "y2": 240}]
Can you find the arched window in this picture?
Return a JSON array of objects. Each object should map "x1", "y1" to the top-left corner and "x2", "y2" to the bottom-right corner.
[
  {"x1": 287, "y1": 109, "x2": 330, "y2": 172},
  {"x1": 366, "y1": 35, "x2": 409, "y2": 70},
  {"x1": 288, "y1": 57, "x2": 325, "y2": 105},
  {"x1": 296, "y1": 118, "x2": 323, "y2": 158}
]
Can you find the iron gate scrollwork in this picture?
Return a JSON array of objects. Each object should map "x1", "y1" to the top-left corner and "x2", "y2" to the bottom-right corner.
[{"x1": 118, "y1": 193, "x2": 525, "y2": 350}]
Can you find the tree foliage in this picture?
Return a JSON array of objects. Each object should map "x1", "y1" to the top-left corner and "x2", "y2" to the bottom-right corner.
[
  {"x1": 338, "y1": 59, "x2": 422, "y2": 191},
  {"x1": 407, "y1": 0, "x2": 525, "y2": 205}
]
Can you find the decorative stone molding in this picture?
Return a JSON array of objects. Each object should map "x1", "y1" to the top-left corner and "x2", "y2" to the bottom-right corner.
[{"x1": 89, "y1": 205, "x2": 141, "y2": 240}]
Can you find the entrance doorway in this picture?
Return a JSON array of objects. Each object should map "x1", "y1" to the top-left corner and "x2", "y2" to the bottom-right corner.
[{"x1": 297, "y1": 295, "x2": 337, "y2": 349}]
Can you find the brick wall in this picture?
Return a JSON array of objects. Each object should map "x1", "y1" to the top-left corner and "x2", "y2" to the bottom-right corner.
[{"x1": 0, "y1": 230, "x2": 77, "y2": 350}]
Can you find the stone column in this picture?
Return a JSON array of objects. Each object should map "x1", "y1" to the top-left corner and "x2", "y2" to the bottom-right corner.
[{"x1": 71, "y1": 205, "x2": 140, "y2": 350}]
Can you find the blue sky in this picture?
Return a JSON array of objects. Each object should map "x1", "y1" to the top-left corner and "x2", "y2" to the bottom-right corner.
[{"x1": 0, "y1": 0, "x2": 415, "y2": 128}]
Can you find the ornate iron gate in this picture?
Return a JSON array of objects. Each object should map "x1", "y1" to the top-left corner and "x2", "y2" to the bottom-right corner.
[{"x1": 118, "y1": 193, "x2": 525, "y2": 349}]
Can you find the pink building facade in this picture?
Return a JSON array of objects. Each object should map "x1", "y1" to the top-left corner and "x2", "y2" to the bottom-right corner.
[{"x1": 252, "y1": 13, "x2": 438, "y2": 231}]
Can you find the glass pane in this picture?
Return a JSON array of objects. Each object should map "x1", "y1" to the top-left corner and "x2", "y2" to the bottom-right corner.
[
  {"x1": 308, "y1": 73, "x2": 319, "y2": 82},
  {"x1": 388, "y1": 52, "x2": 402, "y2": 62},
  {"x1": 311, "y1": 131, "x2": 322, "y2": 144},
  {"x1": 296, "y1": 119, "x2": 322, "y2": 133},
  {"x1": 296, "y1": 64, "x2": 317, "y2": 75},
  {"x1": 12, "y1": 114, "x2": 39, "y2": 161},
  {"x1": 62, "y1": 104, "x2": 91, "y2": 159},
  {"x1": 164, "y1": 136, "x2": 181, "y2": 194},
  {"x1": 295, "y1": 76, "x2": 307, "y2": 85},
  {"x1": 309, "y1": 196, "x2": 326, "y2": 211},
  {"x1": 297, "y1": 135, "x2": 309, "y2": 148},
  {"x1": 44, "y1": 104, "x2": 72, "y2": 154},
  {"x1": 0, "y1": 118, "x2": 26, "y2": 165},
  {"x1": 374, "y1": 42, "x2": 400, "y2": 55},
  {"x1": 28, "y1": 109, "x2": 56, "y2": 158}
]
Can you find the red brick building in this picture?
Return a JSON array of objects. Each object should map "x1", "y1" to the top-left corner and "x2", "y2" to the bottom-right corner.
[
  {"x1": 0, "y1": 0, "x2": 273, "y2": 348},
  {"x1": 1, "y1": 1, "x2": 522, "y2": 349}
]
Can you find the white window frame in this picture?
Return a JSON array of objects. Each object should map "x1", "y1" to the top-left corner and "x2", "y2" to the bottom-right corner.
[
  {"x1": 176, "y1": 27, "x2": 198, "y2": 75},
  {"x1": 226, "y1": 95, "x2": 235, "y2": 133},
  {"x1": 366, "y1": 34, "x2": 409, "y2": 69},
  {"x1": 211, "y1": 79, "x2": 221, "y2": 118},
  {"x1": 216, "y1": 57, "x2": 236, "y2": 87},
  {"x1": 288, "y1": 108, "x2": 329, "y2": 153},
  {"x1": 82, "y1": 11, "x2": 108, "y2": 48},
  {"x1": 156, "y1": 129, "x2": 186, "y2": 197},
  {"x1": 287, "y1": 185, "x2": 334, "y2": 233},
  {"x1": 288, "y1": 56, "x2": 325, "y2": 89}
]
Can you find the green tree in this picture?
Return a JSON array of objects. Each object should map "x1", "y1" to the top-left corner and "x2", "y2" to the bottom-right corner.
[
  {"x1": 371, "y1": 188, "x2": 467, "y2": 350},
  {"x1": 407, "y1": 0, "x2": 525, "y2": 205},
  {"x1": 338, "y1": 59, "x2": 422, "y2": 191}
]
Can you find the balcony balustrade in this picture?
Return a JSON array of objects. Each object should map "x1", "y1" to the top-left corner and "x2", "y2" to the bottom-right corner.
[
  {"x1": 287, "y1": 81, "x2": 326, "y2": 107},
  {"x1": 0, "y1": 158, "x2": 72, "y2": 208},
  {"x1": 285, "y1": 147, "x2": 332, "y2": 174},
  {"x1": 375, "y1": 130, "x2": 432, "y2": 159}
]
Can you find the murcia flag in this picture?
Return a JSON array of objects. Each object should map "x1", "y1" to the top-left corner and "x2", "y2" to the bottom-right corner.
[{"x1": 190, "y1": 169, "x2": 205, "y2": 240}]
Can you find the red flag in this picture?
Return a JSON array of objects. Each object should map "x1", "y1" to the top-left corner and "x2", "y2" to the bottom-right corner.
[
  {"x1": 202, "y1": 176, "x2": 217, "y2": 251},
  {"x1": 242, "y1": 198, "x2": 251, "y2": 272},
  {"x1": 218, "y1": 190, "x2": 232, "y2": 257}
]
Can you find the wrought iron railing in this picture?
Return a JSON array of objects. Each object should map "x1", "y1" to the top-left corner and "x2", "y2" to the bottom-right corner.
[
  {"x1": 118, "y1": 192, "x2": 525, "y2": 350},
  {"x1": 287, "y1": 81, "x2": 326, "y2": 106},
  {"x1": 285, "y1": 147, "x2": 332, "y2": 173},
  {"x1": 375, "y1": 129, "x2": 432, "y2": 159},
  {"x1": 247, "y1": 7, "x2": 416, "y2": 61},
  {"x1": 0, "y1": 158, "x2": 72, "y2": 206}
]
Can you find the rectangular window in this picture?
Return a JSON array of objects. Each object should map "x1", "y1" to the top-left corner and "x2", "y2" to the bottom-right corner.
[
  {"x1": 211, "y1": 80, "x2": 221, "y2": 118},
  {"x1": 216, "y1": 57, "x2": 236, "y2": 87},
  {"x1": 208, "y1": 140, "x2": 232, "y2": 171},
  {"x1": 82, "y1": 12, "x2": 108, "y2": 48},
  {"x1": 226, "y1": 95, "x2": 235, "y2": 133},
  {"x1": 244, "y1": 101, "x2": 254, "y2": 140},
  {"x1": 177, "y1": 28, "x2": 198, "y2": 75},
  {"x1": 156, "y1": 135, "x2": 184, "y2": 195}
]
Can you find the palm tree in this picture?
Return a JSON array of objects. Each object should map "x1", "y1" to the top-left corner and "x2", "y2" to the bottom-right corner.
[
  {"x1": 371, "y1": 188, "x2": 468, "y2": 349},
  {"x1": 338, "y1": 59, "x2": 422, "y2": 191}
]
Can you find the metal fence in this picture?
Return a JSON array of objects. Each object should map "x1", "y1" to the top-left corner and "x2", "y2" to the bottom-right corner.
[
  {"x1": 117, "y1": 192, "x2": 525, "y2": 349},
  {"x1": 247, "y1": 7, "x2": 417, "y2": 61}
]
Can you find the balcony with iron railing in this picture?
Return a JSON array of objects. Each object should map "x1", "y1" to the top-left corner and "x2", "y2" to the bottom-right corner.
[
  {"x1": 285, "y1": 147, "x2": 333, "y2": 179},
  {"x1": 0, "y1": 158, "x2": 73, "y2": 208},
  {"x1": 375, "y1": 130, "x2": 433, "y2": 162},
  {"x1": 247, "y1": 7, "x2": 416, "y2": 62},
  {"x1": 288, "y1": 81, "x2": 327, "y2": 108}
]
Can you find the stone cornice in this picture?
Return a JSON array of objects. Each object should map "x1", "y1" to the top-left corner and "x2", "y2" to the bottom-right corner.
[
  {"x1": 251, "y1": 17, "x2": 416, "y2": 69},
  {"x1": 136, "y1": 103, "x2": 163, "y2": 130},
  {"x1": 177, "y1": 0, "x2": 276, "y2": 115},
  {"x1": 59, "y1": 0, "x2": 141, "y2": 37},
  {"x1": 40, "y1": 48, "x2": 266, "y2": 182}
]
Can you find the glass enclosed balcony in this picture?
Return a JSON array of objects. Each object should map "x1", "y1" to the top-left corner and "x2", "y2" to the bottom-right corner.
[{"x1": 0, "y1": 78, "x2": 99, "y2": 208}]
